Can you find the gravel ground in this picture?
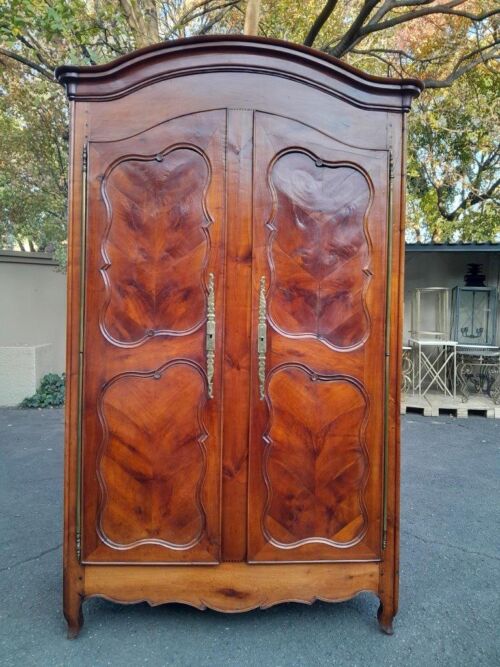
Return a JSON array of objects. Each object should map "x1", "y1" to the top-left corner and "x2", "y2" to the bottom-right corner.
[{"x1": 0, "y1": 408, "x2": 498, "y2": 667}]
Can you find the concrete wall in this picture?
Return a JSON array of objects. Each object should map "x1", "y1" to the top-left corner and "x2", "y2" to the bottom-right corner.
[{"x1": 0, "y1": 252, "x2": 66, "y2": 405}]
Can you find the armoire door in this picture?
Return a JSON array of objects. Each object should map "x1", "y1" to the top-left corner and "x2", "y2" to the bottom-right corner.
[
  {"x1": 248, "y1": 112, "x2": 390, "y2": 562},
  {"x1": 80, "y1": 110, "x2": 226, "y2": 563},
  {"x1": 79, "y1": 106, "x2": 390, "y2": 566}
]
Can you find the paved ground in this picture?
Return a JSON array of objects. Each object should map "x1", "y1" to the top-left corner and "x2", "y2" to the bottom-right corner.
[{"x1": 0, "y1": 408, "x2": 498, "y2": 667}]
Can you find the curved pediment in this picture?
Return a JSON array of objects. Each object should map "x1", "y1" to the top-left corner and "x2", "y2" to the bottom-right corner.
[{"x1": 55, "y1": 35, "x2": 422, "y2": 111}]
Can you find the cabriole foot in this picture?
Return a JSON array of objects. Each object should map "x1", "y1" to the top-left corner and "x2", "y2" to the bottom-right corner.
[
  {"x1": 377, "y1": 601, "x2": 395, "y2": 635},
  {"x1": 64, "y1": 593, "x2": 84, "y2": 639}
]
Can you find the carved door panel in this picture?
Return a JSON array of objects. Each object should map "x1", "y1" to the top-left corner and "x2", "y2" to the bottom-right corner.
[
  {"x1": 248, "y1": 112, "x2": 390, "y2": 562},
  {"x1": 81, "y1": 111, "x2": 226, "y2": 563}
]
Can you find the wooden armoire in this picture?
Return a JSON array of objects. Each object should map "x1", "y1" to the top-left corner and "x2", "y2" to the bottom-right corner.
[{"x1": 56, "y1": 35, "x2": 422, "y2": 638}]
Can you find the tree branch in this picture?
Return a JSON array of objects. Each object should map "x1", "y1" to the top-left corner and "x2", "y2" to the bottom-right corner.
[
  {"x1": 439, "y1": 175, "x2": 500, "y2": 220},
  {"x1": 351, "y1": 39, "x2": 500, "y2": 87},
  {"x1": 17, "y1": 34, "x2": 54, "y2": 70},
  {"x1": 351, "y1": 47, "x2": 396, "y2": 72},
  {"x1": 329, "y1": 0, "x2": 382, "y2": 57},
  {"x1": 423, "y1": 40, "x2": 500, "y2": 88},
  {"x1": 164, "y1": 0, "x2": 240, "y2": 39},
  {"x1": 0, "y1": 47, "x2": 55, "y2": 81},
  {"x1": 351, "y1": 46, "x2": 447, "y2": 64},
  {"x1": 198, "y1": 2, "x2": 241, "y2": 34},
  {"x1": 328, "y1": 1, "x2": 500, "y2": 58},
  {"x1": 367, "y1": 0, "x2": 453, "y2": 27},
  {"x1": 363, "y1": 4, "x2": 499, "y2": 38},
  {"x1": 304, "y1": 0, "x2": 340, "y2": 47}
]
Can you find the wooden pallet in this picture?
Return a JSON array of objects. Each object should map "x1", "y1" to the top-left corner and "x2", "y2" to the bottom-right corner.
[{"x1": 401, "y1": 391, "x2": 500, "y2": 418}]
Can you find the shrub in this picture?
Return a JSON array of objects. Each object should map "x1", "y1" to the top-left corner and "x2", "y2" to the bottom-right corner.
[{"x1": 20, "y1": 373, "x2": 65, "y2": 408}]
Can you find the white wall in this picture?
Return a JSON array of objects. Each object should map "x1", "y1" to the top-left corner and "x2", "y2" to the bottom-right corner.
[
  {"x1": 404, "y1": 251, "x2": 500, "y2": 345},
  {"x1": 0, "y1": 252, "x2": 66, "y2": 405}
]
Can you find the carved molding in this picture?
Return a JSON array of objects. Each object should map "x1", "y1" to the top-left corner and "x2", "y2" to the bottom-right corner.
[
  {"x1": 96, "y1": 359, "x2": 209, "y2": 551},
  {"x1": 86, "y1": 588, "x2": 376, "y2": 613},
  {"x1": 262, "y1": 363, "x2": 370, "y2": 550},
  {"x1": 56, "y1": 36, "x2": 422, "y2": 111},
  {"x1": 266, "y1": 149, "x2": 374, "y2": 351},
  {"x1": 99, "y1": 143, "x2": 213, "y2": 348}
]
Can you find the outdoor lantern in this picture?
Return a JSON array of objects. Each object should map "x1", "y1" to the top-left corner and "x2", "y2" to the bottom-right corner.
[
  {"x1": 410, "y1": 287, "x2": 451, "y2": 340},
  {"x1": 451, "y1": 286, "x2": 498, "y2": 346}
]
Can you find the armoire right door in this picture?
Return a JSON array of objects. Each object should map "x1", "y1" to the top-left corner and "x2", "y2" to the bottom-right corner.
[{"x1": 248, "y1": 112, "x2": 391, "y2": 563}]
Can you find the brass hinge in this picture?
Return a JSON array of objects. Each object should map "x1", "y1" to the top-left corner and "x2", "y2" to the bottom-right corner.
[
  {"x1": 76, "y1": 531, "x2": 81, "y2": 561},
  {"x1": 258, "y1": 276, "x2": 267, "y2": 400},
  {"x1": 382, "y1": 149, "x2": 394, "y2": 552},
  {"x1": 75, "y1": 143, "x2": 88, "y2": 562}
]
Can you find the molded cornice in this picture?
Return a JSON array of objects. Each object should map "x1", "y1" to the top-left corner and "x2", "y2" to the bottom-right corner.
[{"x1": 55, "y1": 35, "x2": 423, "y2": 111}]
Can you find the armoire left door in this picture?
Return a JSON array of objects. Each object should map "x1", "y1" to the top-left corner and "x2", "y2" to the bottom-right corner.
[{"x1": 80, "y1": 110, "x2": 226, "y2": 564}]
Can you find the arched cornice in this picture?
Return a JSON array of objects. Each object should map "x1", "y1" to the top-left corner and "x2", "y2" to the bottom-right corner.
[{"x1": 55, "y1": 35, "x2": 423, "y2": 112}]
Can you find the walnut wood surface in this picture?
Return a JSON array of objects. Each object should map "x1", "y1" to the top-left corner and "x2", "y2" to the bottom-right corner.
[
  {"x1": 220, "y1": 110, "x2": 253, "y2": 562},
  {"x1": 268, "y1": 154, "x2": 371, "y2": 348},
  {"x1": 262, "y1": 366, "x2": 369, "y2": 549},
  {"x1": 84, "y1": 562, "x2": 379, "y2": 612},
  {"x1": 248, "y1": 113, "x2": 389, "y2": 563},
  {"x1": 60, "y1": 35, "x2": 420, "y2": 636},
  {"x1": 100, "y1": 146, "x2": 211, "y2": 345},
  {"x1": 99, "y1": 362, "x2": 208, "y2": 551},
  {"x1": 82, "y1": 111, "x2": 226, "y2": 563}
]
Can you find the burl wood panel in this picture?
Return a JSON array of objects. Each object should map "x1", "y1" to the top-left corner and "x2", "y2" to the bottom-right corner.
[
  {"x1": 98, "y1": 361, "x2": 207, "y2": 550},
  {"x1": 101, "y1": 147, "x2": 212, "y2": 346},
  {"x1": 268, "y1": 152, "x2": 371, "y2": 349},
  {"x1": 82, "y1": 110, "x2": 226, "y2": 563},
  {"x1": 263, "y1": 365, "x2": 368, "y2": 549}
]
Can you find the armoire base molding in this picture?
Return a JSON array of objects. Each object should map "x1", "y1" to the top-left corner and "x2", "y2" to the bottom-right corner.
[{"x1": 64, "y1": 561, "x2": 397, "y2": 638}]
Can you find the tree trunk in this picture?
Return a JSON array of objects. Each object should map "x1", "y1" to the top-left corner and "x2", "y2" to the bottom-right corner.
[
  {"x1": 142, "y1": 0, "x2": 159, "y2": 45},
  {"x1": 244, "y1": 0, "x2": 261, "y2": 36},
  {"x1": 119, "y1": 0, "x2": 159, "y2": 48}
]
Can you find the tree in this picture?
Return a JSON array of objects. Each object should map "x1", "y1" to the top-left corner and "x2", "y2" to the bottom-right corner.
[
  {"x1": 0, "y1": 59, "x2": 67, "y2": 253},
  {"x1": 407, "y1": 68, "x2": 499, "y2": 242},
  {"x1": 1, "y1": 1, "x2": 498, "y2": 255}
]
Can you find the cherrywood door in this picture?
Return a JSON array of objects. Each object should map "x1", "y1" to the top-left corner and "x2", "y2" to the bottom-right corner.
[
  {"x1": 81, "y1": 110, "x2": 226, "y2": 563},
  {"x1": 248, "y1": 112, "x2": 390, "y2": 562}
]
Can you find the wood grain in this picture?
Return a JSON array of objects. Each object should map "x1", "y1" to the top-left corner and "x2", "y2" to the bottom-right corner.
[
  {"x1": 268, "y1": 152, "x2": 371, "y2": 349},
  {"x1": 84, "y1": 562, "x2": 380, "y2": 613},
  {"x1": 262, "y1": 365, "x2": 368, "y2": 549},
  {"x1": 98, "y1": 361, "x2": 208, "y2": 553},
  {"x1": 220, "y1": 109, "x2": 253, "y2": 562},
  {"x1": 100, "y1": 147, "x2": 211, "y2": 345}
]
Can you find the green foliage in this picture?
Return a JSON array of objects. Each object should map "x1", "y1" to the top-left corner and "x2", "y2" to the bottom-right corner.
[
  {"x1": 407, "y1": 68, "x2": 499, "y2": 242},
  {"x1": 0, "y1": 69, "x2": 68, "y2": 253},
  {"x1": 20, "y1": 373, "x2": 65, "y2": 408}
]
